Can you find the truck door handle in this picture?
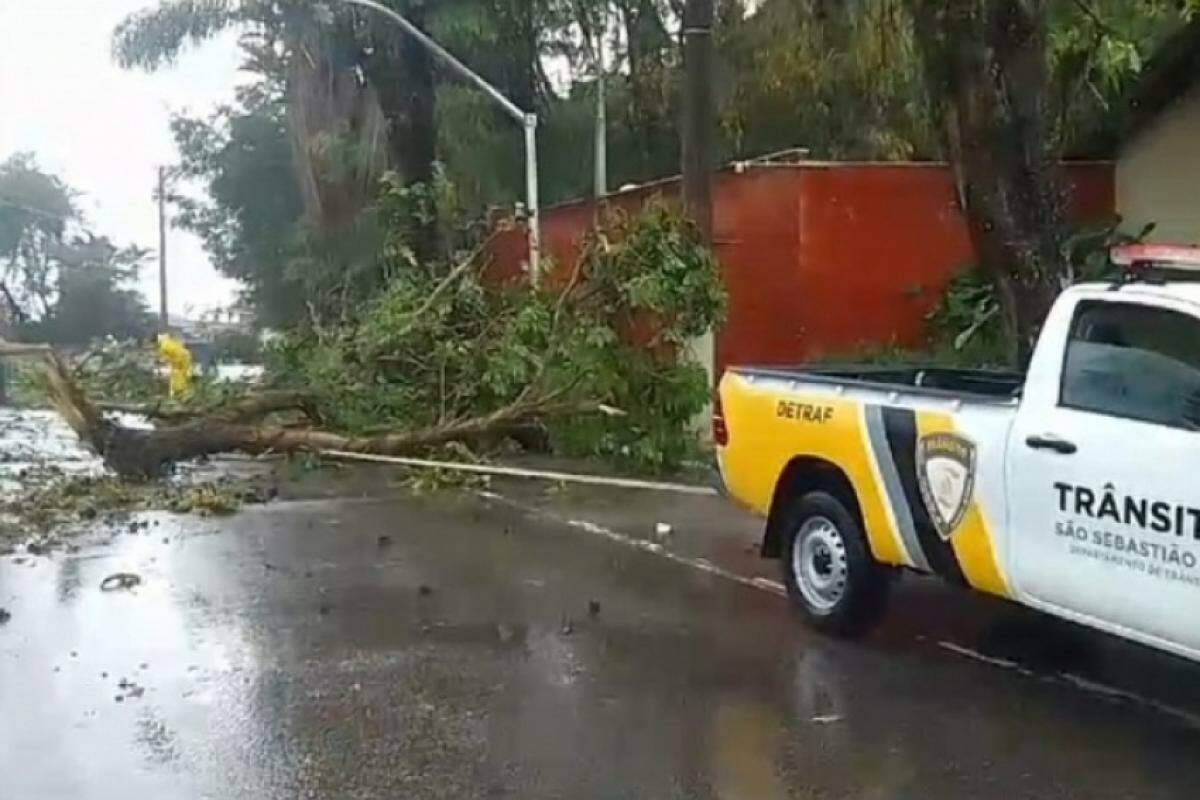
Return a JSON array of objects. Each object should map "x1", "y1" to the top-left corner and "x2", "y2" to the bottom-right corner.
[{"x1": 1025, "y1": 434, "x2": 1077, "y2": 455}]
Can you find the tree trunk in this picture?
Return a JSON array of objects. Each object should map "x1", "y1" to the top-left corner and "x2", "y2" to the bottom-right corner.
[
  {"x1": 914, "y1": 0, "x2": 1065, "y2": 365},
  {"x1": 365, "y1": 4, "x2": 440, "y2": 263},
  {"x1": 509, "y1": 0, "x2": 538, "y2": 113},
  {"x1": 85, "y1": 412, "x2": 532, "y2": 480},
  {"x1": 27, "y1": 347, "x2": 605, "y2": 480},
  {"x1": 0, "y1": 283, "x2": 19, "y2": 406},
  {"x1": 681, "y1": 0, "x2": 715, "y2": 245},
  {"x1": 616, "y1": 0, "x2": 672, "y2": 169},
  {"x1": 286, "y1": 27, "x2": 388, "y2": 234},
  {"x1": 395, "y1": 6, "x2": 437, "y2": 192}
]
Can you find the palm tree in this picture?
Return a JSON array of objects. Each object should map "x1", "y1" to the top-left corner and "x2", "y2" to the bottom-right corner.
[{"x1": 113, "y1": 1, "x2": 434, "y2": 247}]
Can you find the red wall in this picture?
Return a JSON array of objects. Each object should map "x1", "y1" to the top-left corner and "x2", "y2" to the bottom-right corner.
[
  {"x1": 486, "y1": 176, "x2": 681, "y2": 287},
  {"x1": 488, "y1": 162, "x2": 1115, "y2": 379}
]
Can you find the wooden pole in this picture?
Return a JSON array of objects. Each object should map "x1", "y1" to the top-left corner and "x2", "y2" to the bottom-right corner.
[
  {"x1": 594, "y1": 22, "x2": 607, "y2": 200},
  {"x1": 157, "y1": 166, "x2": 168, "y2": 331}
]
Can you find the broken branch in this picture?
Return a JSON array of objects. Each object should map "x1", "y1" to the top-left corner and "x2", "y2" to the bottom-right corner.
[{"x1": 16, "y1": 341, "x2": 614, "y2": 479}]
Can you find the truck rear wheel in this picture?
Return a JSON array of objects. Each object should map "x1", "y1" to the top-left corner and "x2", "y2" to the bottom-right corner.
[{"x1": 781, "y1": 490, "x2": 889, "y2": 636}]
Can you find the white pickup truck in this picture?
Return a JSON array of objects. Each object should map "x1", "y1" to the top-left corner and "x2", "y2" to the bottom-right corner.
[{"x1": 716, "y1": 245, "x2": 1200, "y2": 662}]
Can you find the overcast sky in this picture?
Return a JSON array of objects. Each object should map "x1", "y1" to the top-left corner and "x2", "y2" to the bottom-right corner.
[{"x1": 0, "y1": 0, "x2": 245, "y2": 319}]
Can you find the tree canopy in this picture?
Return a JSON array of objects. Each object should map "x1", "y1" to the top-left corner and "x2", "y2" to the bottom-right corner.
[
  {"x1": 110, "y1": 0, "x2": 1200, "y2": 345},
  {"x1": 0, "y1": 154, "x2": 153, "y2": 344}
]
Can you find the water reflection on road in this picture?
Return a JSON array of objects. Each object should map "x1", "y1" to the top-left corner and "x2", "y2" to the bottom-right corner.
[{"x1": 2, "y1": 473, "x2": 1200, "y2": 798}]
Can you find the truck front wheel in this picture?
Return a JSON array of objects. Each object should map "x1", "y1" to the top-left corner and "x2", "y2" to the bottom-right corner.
[{"x1": 781, "y1": 491, "x2": 890, "y2": 636}]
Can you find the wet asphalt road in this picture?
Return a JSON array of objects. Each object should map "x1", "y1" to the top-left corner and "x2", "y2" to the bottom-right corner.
[{"x1": 3, "y1": 472, "x2": 1200, "y2": 799}]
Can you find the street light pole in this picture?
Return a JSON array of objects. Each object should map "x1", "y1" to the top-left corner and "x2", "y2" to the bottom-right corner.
[
  {"x1": 591, "y1": 9, "x2": 607, "y2": 200},
  {"x1": 337, "y1": 0, "x2": 541, "y2": 282},
  {"x1": 523, "y1": 113, "x2": 540, "y2": 279}
]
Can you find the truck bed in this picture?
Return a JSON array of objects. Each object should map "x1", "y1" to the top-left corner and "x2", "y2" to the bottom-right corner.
[{"x1": 731, "y1": 364, "x2": 1025, "y2": 401}]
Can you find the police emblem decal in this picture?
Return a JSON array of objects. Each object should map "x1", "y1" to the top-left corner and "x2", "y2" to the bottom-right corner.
[{"x1": 916, "y1": 432, "x2": 977, "y2": 541}]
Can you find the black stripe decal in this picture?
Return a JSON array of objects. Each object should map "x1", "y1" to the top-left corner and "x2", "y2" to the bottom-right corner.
[
  {"x1": 864, "y1": 405, "x2": 931, "y2": 572},
  {"x1": 880, "y1": 406, "x2": 967, "y2": 586}
]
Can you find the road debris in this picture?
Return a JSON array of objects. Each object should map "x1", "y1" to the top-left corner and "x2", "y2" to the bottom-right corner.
[
  {"x1": 115, "y1": 677, "x2": 145, "y2": 701},
  {"x1": 99, "y1": 572, "x2": 142, "y2": 592},
  {"x1": 0, "y1": 607, "x2": 10, "y2": 625},
  {"x1": 0, "y1": 468, "x2": 273, "y2": 555}
]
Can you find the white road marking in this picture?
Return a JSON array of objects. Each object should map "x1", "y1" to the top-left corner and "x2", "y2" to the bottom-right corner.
[
  {"x1": 483, "y1": 489, "x2": 1200, "y2": 728},
  {"x1": 1058, "y1": 672, "x2": 1200, "y2": 730},
  {"x1": 939, "y1": 641, "x2": 1200, "y2": 730},
  {"x1": 937, "y1": 641, "x2": 1035, "y2": 676},
  {"x1": 811, "y1": 714, "x2": 844, "y2": 724},
  {"x1": 478, "y1": 490, "x2": 785, "y2": 597}
]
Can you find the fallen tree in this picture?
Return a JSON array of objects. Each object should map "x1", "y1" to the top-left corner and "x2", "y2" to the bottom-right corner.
[
  {"x1": 31, "y1": 348, "x2": 616, "y2": 478},
  {"x1": 10, "y1": 202, "x2": 727, "y2": 479}
]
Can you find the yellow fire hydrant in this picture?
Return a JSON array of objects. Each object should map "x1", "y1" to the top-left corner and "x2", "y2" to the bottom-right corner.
[{"x1": 156, "y1": 333, "x2": 194, "y2": 398}]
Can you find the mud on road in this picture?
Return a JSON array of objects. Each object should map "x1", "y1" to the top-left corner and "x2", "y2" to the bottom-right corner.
[{"x1": 3, "y1": 468, "x2": 1200, "y2": 799}]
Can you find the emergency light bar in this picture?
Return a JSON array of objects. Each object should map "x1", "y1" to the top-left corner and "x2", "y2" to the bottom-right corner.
[{"x1": 1111, "y1": 244, "x2": 1200, "y2": 269}]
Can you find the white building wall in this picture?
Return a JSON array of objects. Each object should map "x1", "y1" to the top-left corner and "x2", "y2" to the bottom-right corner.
[{"x1": 1117, "y1": 88, "x2": 1200, "y2": 244}]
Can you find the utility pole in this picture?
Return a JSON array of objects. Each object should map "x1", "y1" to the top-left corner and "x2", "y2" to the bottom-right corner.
[
  {"x1": 157, "y1": 166, "x2": 168, "y2": 330},
  {"x1": 681, "y1": 0, "x2": 715, "y2": 245}
]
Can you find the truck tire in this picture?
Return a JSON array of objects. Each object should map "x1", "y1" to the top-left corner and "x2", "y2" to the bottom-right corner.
[{"x1": 781, "y1": 490, "x2": 890, "y2": 636}]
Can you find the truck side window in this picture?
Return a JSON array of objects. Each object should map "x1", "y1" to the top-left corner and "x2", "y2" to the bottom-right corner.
[{"x1": 1060, "y1": 301, "x2": 1200, "y2": 430}]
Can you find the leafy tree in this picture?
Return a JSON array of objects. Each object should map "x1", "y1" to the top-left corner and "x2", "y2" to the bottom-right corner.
[
  {"x1": 714, "y1": 0, "x2": 1195, "y2": 361},
  {"x1": 717, "y1": 0, "x2": 938, "y2": 161},
  {"x1": 168, "y1": 86, "x2": 312, "y2": 328},
  {"x1": 112, "y1": 0, "x2": 1200, "y2": 355},
  {"x1": 909, "y1": 0, "x2": 1196, "y2": 362},
  {"x1": 24, "y1": 237, "x2": 155, "y2": 346},
  {"x1": 909, "y1": 0, "x2": 1064, "y2": 364},
  {"x1": 114, "y1": 0, "x2": 547, "y2": 286},
  {"x1": 0, "y1": 153, "x2": 78, "y2": 321},
  {"x1": 114, "y1": 1, "x2": 389, "y2": 231},
  {"x1": 0, "y1": 154, "x2": 154, "y2": 344}
]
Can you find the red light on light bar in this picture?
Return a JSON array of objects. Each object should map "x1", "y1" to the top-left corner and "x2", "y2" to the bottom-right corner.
[{"x1": 1111, "y1": 244, "x2": 1200, "y2": 268}]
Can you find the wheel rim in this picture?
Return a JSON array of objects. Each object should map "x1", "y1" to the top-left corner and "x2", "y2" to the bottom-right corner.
[{"x1": 792, "y1": 515, "x2": 849, "y2": 612}]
